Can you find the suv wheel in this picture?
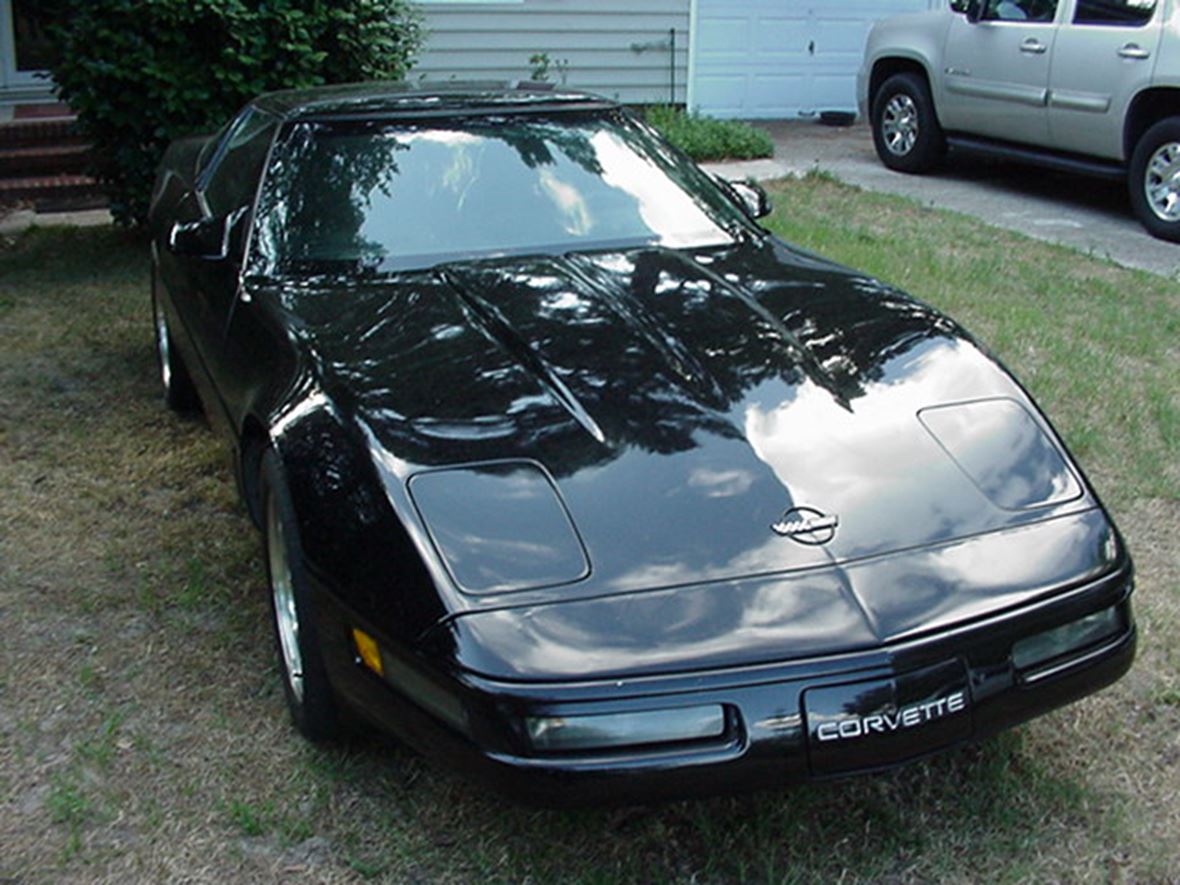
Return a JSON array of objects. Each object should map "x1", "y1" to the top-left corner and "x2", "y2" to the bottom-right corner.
[
  {"x1": 1129, "y1": 118, "x2": 1180, "y2": 243},
  {"x1": 871, "y1": 73, "x2": 945, "y2": 174}
]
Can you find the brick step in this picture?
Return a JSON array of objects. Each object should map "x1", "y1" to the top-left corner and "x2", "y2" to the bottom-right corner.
[
  {"x1": 0, "y1": 117, "x2": 87, "y2": 149},
  {"x1": 0, "y1": 173, "x2": 107, "y2": 213},
  {"x1": 0, "y1": 142, "x2": 91, "y2": 177}
]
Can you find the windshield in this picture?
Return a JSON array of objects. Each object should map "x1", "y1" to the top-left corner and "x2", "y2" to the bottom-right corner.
[{"x1": 251, "y1": 112, "x2": 741, "y2": 274}]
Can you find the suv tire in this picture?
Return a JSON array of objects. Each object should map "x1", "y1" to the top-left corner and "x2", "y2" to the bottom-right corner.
[
  {"x1": 871, "y1": 73, "x2": 946, "y2": 174},
  {"x1": 1129, "y1": 117, "x2": 1180, "y2": 243}
]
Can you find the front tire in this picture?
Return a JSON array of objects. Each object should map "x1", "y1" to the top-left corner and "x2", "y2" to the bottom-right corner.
[
  {"x1": 871, "y1": 73, "x2": 945, "y2": 174},
  {"x1": 1129, "y1": 117, "x2": 1180, "y2": 243},
  {"x1": 261, "y1": 450, "x2": 342, "y2": 743},
  {"x1": 151, "y1": 265, "x2": 199, "y2": 413}
]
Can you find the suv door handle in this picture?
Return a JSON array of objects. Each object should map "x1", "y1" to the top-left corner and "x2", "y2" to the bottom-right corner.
[
  {"x1": 1020, "y1": 39, "x2": 1048, "y2": 55},
  {"x1": 1117, "y1": 44, "x2": 1151, "y2": 60}
]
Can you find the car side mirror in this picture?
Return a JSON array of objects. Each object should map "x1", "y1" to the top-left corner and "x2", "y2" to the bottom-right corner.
[
  {"x1": 732, "y1": 179, "x2": 773, "y2": 219},
  {"x1": 716, "y1": 176, "x2": 772, "y2": 220},
  {"x1": 168, "y1": 207, "x2": 248, "y2": 261},
  {"x1": 169, "y1": 215, "x2": 229, "y2": 259}
]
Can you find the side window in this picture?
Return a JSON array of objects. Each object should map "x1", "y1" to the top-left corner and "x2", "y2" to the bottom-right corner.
[
  {"x1": 196, "y1": 119, "x2": 233, "y2": 177},
  {"x1": 1073, "y1": 0, "x2": 1157, "y2": 25},
  {"x1": 200, "y1": 109, "x2": 277, "y2": 218},
  {"x1": 982, "y1": 0, "x2": 1058, "y2": 21}
]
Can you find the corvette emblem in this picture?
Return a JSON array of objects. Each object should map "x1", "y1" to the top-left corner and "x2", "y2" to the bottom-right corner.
[
  {"x1": 772, "y1": 506, "x2": 839, "y2": 545},
  {"x1": 815, "y1": 691, "x2": 968, "y2": 743}
]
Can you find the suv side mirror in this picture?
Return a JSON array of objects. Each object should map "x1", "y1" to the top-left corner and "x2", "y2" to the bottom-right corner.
[{"x1": 950, "y1": 0, "x2": 983, "y2": 22}]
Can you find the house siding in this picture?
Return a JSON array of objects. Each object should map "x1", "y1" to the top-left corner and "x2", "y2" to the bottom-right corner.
[{"x1": 414, "y1": 1, "x2": 691, "y2": 105}]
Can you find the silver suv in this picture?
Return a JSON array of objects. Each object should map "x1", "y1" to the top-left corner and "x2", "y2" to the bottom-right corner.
[{"x1": 860, "y1": 0, "x2": 1180, "y2": 242}]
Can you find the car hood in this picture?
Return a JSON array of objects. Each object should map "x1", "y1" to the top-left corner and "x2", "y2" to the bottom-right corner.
[{"x1": 274, "y1": 237, "x2": 1108, "y2": 673}]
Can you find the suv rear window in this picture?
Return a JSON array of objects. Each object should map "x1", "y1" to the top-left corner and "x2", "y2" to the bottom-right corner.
[
  {"x1": 1073, "y1": 0, "x2": 1156, "y2": 25},
  {"x1": 982, "y1": 0, "x2": 1058, "y2": 22}
]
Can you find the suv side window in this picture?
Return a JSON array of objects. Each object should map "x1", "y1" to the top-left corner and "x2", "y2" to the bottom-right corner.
[
  {"x1": 981, "y1": 0, "x2": 1058, "y2": 22},
  {"x1": 200, "y1": 108, "x2": 277, "y2": 218},
  {"x1": 1073, "y1": 0, "x2": 1157, "y2": 25}
]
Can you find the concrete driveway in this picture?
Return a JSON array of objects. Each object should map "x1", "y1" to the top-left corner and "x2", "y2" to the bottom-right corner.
[{"x1": 705, "y1": 120, "x2": 1180, "y2": 280}]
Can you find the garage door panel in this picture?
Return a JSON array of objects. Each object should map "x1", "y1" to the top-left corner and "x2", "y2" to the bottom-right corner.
[
  {"x1": 693, "y1": 0, "x2": 937, "y2": 119},
  {"x1": 808, "y1": 73, "x2": 860, "y2": 111},
  {"x1": 813, "y1": 20, "x2": 875, "y2": 55},
  {"x1": 698, "y1": 18, "x2": 750, "y2": 53},
  {"x1": 753, "y1": 17, "x2": 808, "y2": 52},
  {"x1": 750, "y1": 75, "x2": 807, "y2": 112},
  {"x1": 693, "y1": 75, "x2": 749, "y2": 116}
]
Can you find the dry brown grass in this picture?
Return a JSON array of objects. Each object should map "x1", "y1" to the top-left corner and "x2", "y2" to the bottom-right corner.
[{"x1": 1, "y1": 190, "x2": 1177, "y2": 884}]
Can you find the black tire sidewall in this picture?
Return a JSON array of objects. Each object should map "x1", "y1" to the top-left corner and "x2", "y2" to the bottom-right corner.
[
  {"x1": 260, "y1": 449, "x2": 341, "y2": 742},
  {"x1": 151, "y1": 264, "x2": 199, "y2": 413},
  {"x1": 871, "y1": 73, "x2": 945, "y2": 174},
  {"x1": 1129, "y1": 118, "x2": 1180, "y2": 243}
]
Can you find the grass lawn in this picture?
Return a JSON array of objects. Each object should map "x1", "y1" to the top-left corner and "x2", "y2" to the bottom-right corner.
[{"x1": 1, "y1": 177, "x2": 1177, "y2": 883}]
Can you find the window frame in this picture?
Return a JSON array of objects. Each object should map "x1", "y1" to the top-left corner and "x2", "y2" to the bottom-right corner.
[{"x1": 197, "y1": 108, "x2": 280, "y2": 219}]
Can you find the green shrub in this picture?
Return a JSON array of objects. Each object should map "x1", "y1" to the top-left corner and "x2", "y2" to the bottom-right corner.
[
  {"x1": 47, "y1": 0, "x2": 423, "y2": 225},
  {"x1": 644, "y1": 106, "x2": 774, "y2": 163}
]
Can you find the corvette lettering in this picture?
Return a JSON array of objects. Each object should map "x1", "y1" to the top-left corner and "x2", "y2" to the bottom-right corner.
[{"x1": 815, "y1": 691, "x2": 968, "y2": 742}]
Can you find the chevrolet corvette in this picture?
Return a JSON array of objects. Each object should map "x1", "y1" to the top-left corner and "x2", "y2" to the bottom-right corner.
[{"x1": 148, "y1": 82, "x2": 1135, "y2": 805}]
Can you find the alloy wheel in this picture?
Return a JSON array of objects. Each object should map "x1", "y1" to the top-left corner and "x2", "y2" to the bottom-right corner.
[
  {"x1": 882, "y1": 94, "x2": 919, "y2": 157},
  {"x1": 154, "y1": 300, "x2": 174, "y2": 394},
  {"x1": 267, "y1": 493, "x2": 305, "y2": 703},
  {"x1": 1144, "y1": 141, "x2": 1180, "y2": 222}
]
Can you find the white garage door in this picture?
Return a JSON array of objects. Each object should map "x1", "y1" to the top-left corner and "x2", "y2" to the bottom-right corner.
[{"x1": 689, "y1": 0, "x2": 935, "y2": 119}]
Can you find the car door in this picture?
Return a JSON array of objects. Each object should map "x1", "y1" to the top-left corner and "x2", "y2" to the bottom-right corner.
[
  {"x1": 1047, "y1": 0, "x2": 1164, "y2": 160},
  {"x1": 938, "y1": 0, "x2": 1063, "y2": 146},
  {"x1": 172, "y1": 108, "x2": 277, "y2": 427}
]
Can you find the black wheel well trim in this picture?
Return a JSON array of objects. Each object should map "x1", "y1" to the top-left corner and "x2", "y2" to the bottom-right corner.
[
  {"x1": 238, "y1": 416, "x2": 271, "y2": 528},
  {"x1": 870, "y1": 58, "x2": 936, "y2": 114},
  {"x1": 1124, "y1": 88, "x2": 1180, "y2": 162}
]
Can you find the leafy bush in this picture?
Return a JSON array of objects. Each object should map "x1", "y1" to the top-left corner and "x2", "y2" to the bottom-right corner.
[
  {"x1": 47, "y1": 0, "x2": 423, "y2": 225},
  {"x1": 644, "y1": 106, "x2": 774, "y2": 163}
]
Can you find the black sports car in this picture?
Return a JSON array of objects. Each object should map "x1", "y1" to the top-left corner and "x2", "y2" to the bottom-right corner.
[{"x1": 149, "y1": 82, "x2": 1135, "y2": 806}]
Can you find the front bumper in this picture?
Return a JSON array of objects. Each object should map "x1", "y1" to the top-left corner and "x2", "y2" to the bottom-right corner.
[{"x1": 315, "y1": 564, "x2": 1134, "y2": 807}]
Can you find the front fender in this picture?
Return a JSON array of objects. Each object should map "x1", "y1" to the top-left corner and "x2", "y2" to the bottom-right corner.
[
  {"x1": 863, "y1": 12, "x2": 951, "y2": 111},
  {"x1": 266, "y1": 394, "x2": 448, "y2": 648}
]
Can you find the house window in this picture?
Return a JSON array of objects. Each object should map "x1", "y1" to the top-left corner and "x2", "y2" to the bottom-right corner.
[{"x1": 12, "y1": 0, "x2": 53, "y2": 71}]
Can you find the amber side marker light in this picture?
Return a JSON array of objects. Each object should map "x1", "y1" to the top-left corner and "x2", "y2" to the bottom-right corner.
[{"x1": 352, "y1": 627, "x2": 384, "y2": 677}]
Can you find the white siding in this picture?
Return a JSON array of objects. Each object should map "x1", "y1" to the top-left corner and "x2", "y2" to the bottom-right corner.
[{"x1": 414, "y1": 1, "x2": 691, "y2": 105}]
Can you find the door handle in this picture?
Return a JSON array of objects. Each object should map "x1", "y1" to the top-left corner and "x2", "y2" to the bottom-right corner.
[
  {"x1": 1020, "y1": 39, "x2": 1048, "y2": 55},
  {"x1": 1118, "y1": 44, "x2": 1151, "y2": 60}
]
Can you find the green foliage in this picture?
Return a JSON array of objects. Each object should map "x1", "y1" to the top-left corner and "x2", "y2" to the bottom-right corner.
[
  {"x1": 528, "y1": 52, "x2": 569, "y2": 84},
  {"x1": 644, "y1": 105, "x2": 774, "y2": 162},
  {"x1": 46, "y1": 0, "x2": 423, "y2": 225}
]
